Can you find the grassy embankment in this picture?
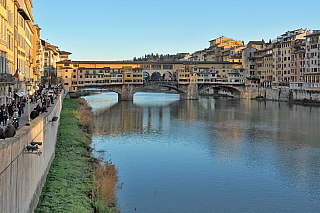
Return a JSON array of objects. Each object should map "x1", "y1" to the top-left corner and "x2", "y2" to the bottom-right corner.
[{"x1": 35, "y1": 98, "x2": 119, "y2": 213}]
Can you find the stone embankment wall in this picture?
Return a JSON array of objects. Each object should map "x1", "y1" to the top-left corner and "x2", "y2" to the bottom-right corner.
[
  {"x1": 260, "y1": 88, "x2": 320, "y2": 102},
  {"x1": 0, "y1": 91, "x2": 66, "y2": 213}
]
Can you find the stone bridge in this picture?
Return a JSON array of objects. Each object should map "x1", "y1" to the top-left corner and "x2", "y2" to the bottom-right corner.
[
  {"x1": 200, "y1": 83, "x2": 249, "y2": 98},
  {"x1": 78, "y1": 81, "x2": 247, "y2": 100}
]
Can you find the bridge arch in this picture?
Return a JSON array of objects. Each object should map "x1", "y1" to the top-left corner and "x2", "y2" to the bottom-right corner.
[
  {"x1": 134, "y1": 81, "x2": 187, "y2": 94},
  {"x1": 150, "y1": 72, "x2": 161, "y2": 81},
  {"x1": 201, "y1": 84, "x2": 243, "y2": 97},
  {"x1": 163, "y1": 71, "x2": 173, "y2": 81},
  {"x1": 143, "y1": 72, "x2": 150, "y2": 82}
]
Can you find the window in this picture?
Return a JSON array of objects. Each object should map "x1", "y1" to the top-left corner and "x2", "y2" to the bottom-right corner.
[
  {"x1": 151, "y1": 65, "x2": 161, "y2": 70},
  {"x1": 163, "y1": 65, "x2": 173, "y2": 69}
]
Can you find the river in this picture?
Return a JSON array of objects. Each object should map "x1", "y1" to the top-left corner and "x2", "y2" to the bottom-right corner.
[{"x1": 85, "y1": 92, "x2": 320, "y2": 213}]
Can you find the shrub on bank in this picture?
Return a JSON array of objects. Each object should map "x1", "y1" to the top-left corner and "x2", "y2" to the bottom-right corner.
[
  {"x1": 77, "y1": 98, "x2": 94, "y2": 131},
  {"x1": 93, "y1": 160, "x2": 119, "y2": 209},
  {"x1": 69, "y1": 90, "x2": 90, "y2": 99}
]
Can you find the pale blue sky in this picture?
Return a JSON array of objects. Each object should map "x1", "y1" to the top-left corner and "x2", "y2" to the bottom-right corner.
[{"x1": 32, "y1": 0, "x2": 320, "y2": 61}]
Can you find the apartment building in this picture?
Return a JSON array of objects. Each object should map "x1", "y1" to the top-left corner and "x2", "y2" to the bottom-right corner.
[
  {"x1": 43, "y1": 42, "x2": 61, "y2": 85},
  {"x1": 0, "y1": 0, "x2": 39, "y2": 105},
  {"x1": 290, "y1": 39, "x2": 306, "y2": 89},
  {"x1": 305, "y1": 30, "x2": 320, "y2": 89},
  {"x1": 32, "y1": 24, "x2": 43, "y2": 86},
  {"x1": 272, "y1": 28, "x2": 310, "y2": 87},
  {"x1": 206, "y1": 36, "x2": 244, "y2": 62},
  {"x1": 229, "y1": 45, "x2": 246, "y2": 63},
  {"x1": 252, "y1": 46, "x2": 273, "y2": 87},
  {"x1": 190, "y1": 50, "x2": 206, "y2": 61}
]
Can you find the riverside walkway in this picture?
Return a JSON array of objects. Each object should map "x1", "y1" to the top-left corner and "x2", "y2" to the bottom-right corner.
[{"x1": 1, "y1": 99, "x2": 53, "y2": 131}]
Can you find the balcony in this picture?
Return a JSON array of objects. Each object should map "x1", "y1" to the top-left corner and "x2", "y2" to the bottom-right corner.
[
  {"x1": 0, "y1": 73, "x2": 14, "y2": 83},
  {"x1": 15, "y1": 0, "x2": 31, "y2": 20},
  {"x1": 310, "y1": 40, "x2": 319, "y2": 44}
]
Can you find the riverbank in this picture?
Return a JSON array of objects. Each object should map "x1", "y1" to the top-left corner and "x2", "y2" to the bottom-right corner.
[{"x1": 35, "y1": 98, "x2": 118, "y2": 213}]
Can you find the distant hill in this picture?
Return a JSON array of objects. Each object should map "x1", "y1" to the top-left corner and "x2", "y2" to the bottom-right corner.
[{"x1": 133, "y1": 53, "x2": 190, "y2": 62}]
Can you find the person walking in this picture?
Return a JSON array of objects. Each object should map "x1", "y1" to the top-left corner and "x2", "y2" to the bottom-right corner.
[
  {"x1": 2, "y1": 108, "x2": 8, "y2": 126},
  {"x1": 0, "y1": 106, "x2": 3, "y2": 126},
  {"x1": 8, "y1": 104, "x2": 13, "y2": 119},
  {"x1": 12, "y1": 109, "x2": 19, "y2": 129},
  {"x1": 17, "y1": 102, "x2": 22, "y2": 117}
]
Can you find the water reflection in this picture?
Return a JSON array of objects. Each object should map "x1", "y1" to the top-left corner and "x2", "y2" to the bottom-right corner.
[{"x1": 86, "y1": 92, "x2": 320, "y2": 212}]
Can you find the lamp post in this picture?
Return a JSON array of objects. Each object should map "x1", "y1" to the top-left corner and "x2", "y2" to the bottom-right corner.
[{"x1": 26, "y1": 82, "x2": 32, "y2": 126}]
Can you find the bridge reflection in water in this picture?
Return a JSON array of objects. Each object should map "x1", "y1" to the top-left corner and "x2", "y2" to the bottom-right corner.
[{"x1": 91, "y1": 92, "x2": 217, "y2": 136}]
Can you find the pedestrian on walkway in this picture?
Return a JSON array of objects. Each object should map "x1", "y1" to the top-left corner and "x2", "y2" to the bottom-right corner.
[
  {"x1": 5, "y1": 122, "x2": 16, "y2": 138},
  {"x1": 8, "y1": 104, "x2": 13, "y2": 119},
  {"x1": 21, "y1": 102, "x2": 25, "y2": 114},
  {"x1": 2, "y1": 108, "x2": 8, "y2": 126},
  {"x1": 0, "y1": 106, "x2": 3, "y2": 126},
  {"x1": 17, "y1": 102, "x2": 22, "y2": 117}
]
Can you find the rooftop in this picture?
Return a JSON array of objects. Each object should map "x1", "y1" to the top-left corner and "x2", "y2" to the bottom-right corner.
[{"x1": 305, "y1": 31, "x2": 320, "y2": 37}]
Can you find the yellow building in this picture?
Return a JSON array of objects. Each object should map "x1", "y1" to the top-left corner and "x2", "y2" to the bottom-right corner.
[
  {"x1": 252, "y1": 46, "x2": 273, "y2": 87},
  {"x1": 0, "y1": 0, "x2": 36, "y2": 105},
  {"x1": 206, "y1": 36, "x2": 244, "y2": 62},
  {"x1": 32, "y1": 24, "x2": 43, "y2": 86}
]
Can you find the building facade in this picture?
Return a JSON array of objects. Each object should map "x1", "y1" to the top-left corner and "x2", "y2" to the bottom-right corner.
[
  {"x1": 305, "y1": 31, "x2": 320, "y2": 89},
  {"x1": 0, "y1": 0, "x2": 38, "y2": 105}
]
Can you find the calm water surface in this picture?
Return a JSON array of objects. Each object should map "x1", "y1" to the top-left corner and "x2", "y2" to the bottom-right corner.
[{"x1": 85, "y1": 92, "x2": 320, "y2": 213}]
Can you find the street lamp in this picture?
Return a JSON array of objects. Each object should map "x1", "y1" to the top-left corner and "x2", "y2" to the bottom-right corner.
[{"x1": 26, "y1": 82, "x2": 32, "y2": 126}]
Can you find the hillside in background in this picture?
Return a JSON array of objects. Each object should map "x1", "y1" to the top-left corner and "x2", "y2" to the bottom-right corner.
[{"x1": 133, "y1": 53, "x2": 189, "y2": 62}]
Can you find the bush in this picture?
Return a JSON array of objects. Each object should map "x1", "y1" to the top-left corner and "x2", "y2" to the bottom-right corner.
[{"x1": 93, "y1": 160, "x2": 119, "y2": 209}]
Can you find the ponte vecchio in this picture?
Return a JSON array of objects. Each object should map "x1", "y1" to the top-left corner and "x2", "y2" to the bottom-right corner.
[{"x1": 57, "y1": 60, "x2": 244, "y2": 100}]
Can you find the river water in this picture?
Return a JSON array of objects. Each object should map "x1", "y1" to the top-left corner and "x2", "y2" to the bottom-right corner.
[{"x1": 85, "y1": 92, "x2": 320, "y2": 213}]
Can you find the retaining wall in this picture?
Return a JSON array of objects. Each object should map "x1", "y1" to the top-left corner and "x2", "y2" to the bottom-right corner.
[
  {"x1": 0, "y1": 91, "x2": 66, "y2": 213},
  {"x1": 261, "y1": 88, "x2": 320, "y2": 102}
]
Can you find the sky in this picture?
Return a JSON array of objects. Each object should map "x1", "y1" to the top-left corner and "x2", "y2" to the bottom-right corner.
[{"x1": 32, "y1": 0, "x2": 320, "y2": 61}]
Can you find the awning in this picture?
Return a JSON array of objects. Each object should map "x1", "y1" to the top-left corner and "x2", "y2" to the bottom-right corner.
[
  {"x1": 20, "y1": 92, "x2": 27, "y2": 96},
  {"x1": 6, "y1": 96, "x2": 14, "y2": 100},
  {"x1": 15, "y1": 92, "x2": 23, "y2": 97}
]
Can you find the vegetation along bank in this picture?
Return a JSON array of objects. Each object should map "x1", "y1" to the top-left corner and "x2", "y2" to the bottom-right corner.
[{"x1": 35, "y1": 98, "x2": 119, "y2": 213}]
